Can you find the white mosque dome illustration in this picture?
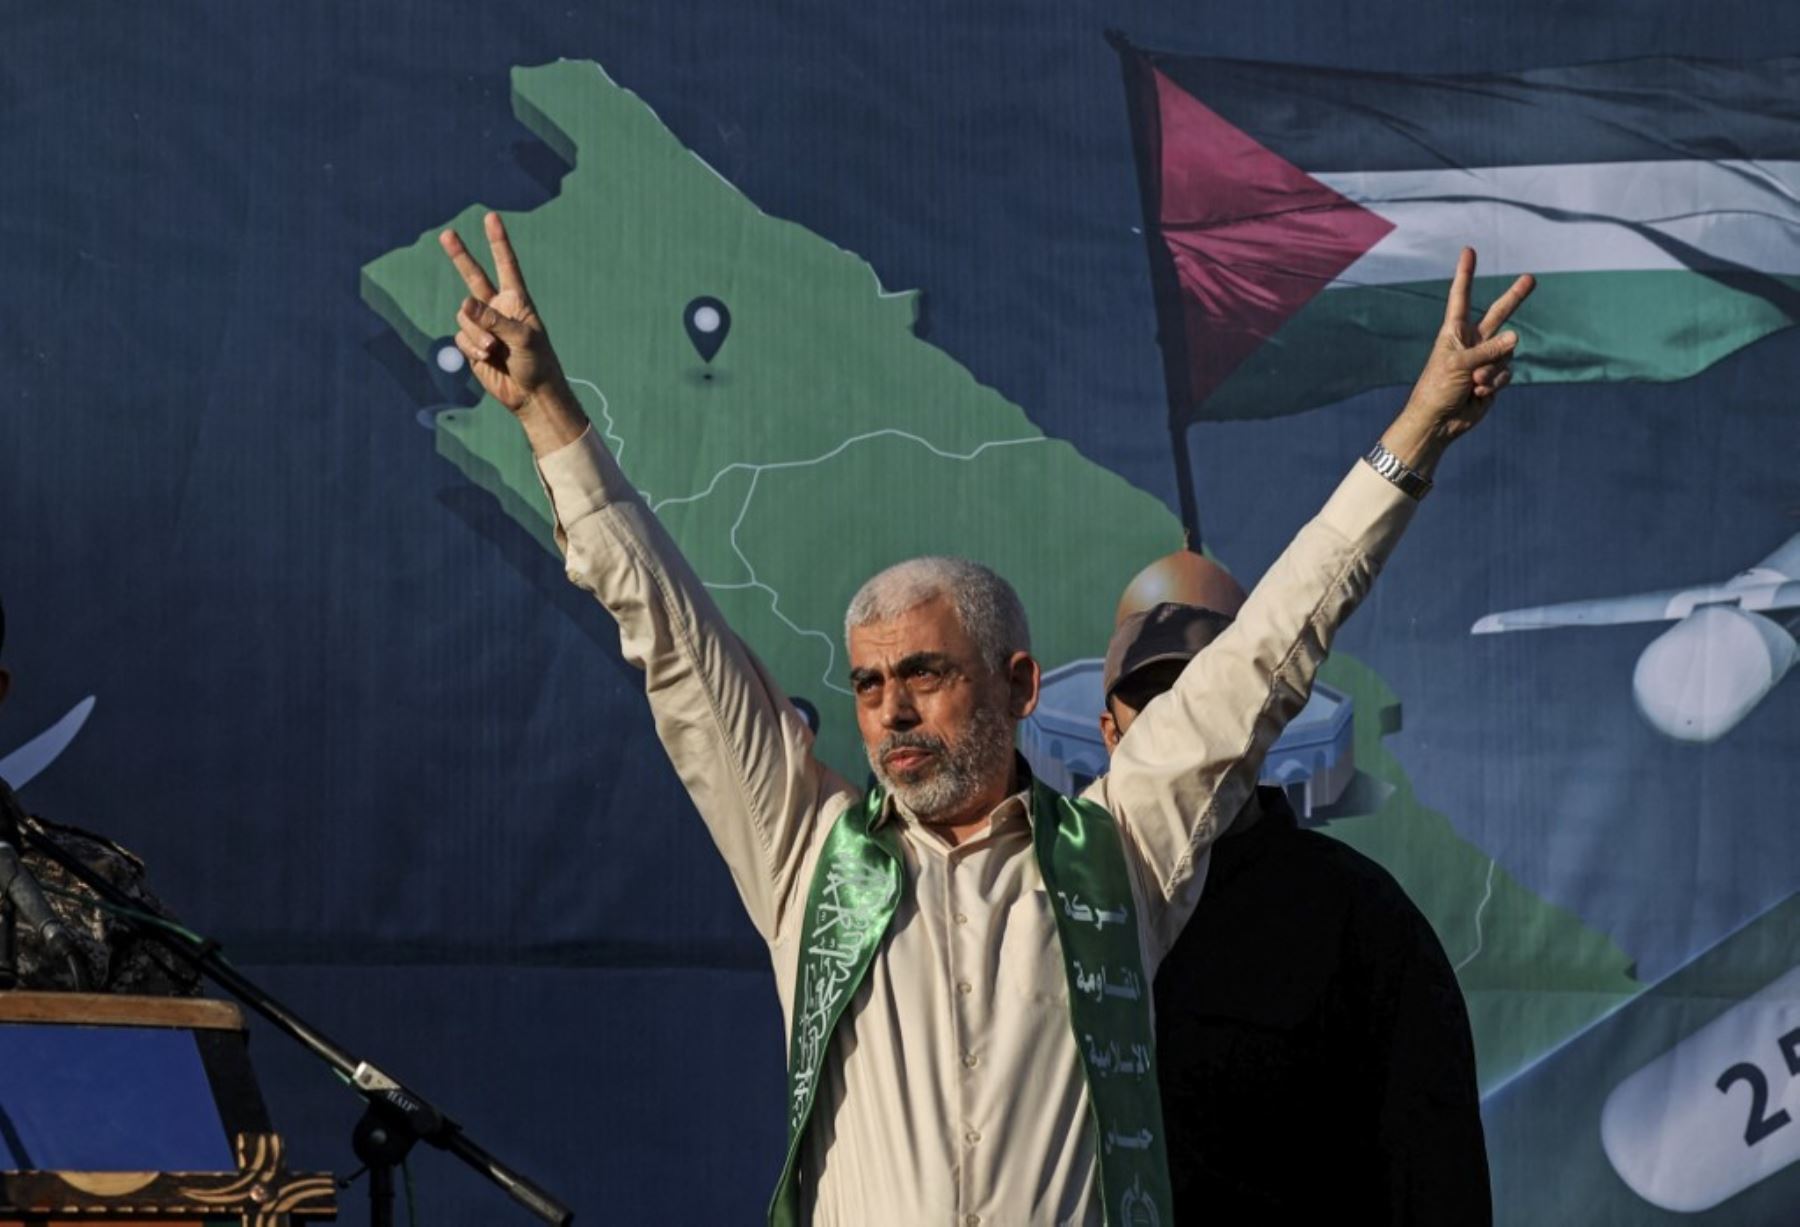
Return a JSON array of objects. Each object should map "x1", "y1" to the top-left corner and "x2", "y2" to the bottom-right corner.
[{"x1": 1019, "y1": 659, "x2": 1356, "y2": 820}]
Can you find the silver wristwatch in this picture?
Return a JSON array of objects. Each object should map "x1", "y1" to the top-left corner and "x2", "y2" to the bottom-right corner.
[{"x1": 1363, "y1": 441, "x2": 1433, "y2": 500}]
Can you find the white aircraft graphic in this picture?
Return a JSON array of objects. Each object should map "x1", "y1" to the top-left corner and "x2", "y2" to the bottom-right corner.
[{"x1": 1472, "y1": 533, "x2": 1800, "y2": 742}]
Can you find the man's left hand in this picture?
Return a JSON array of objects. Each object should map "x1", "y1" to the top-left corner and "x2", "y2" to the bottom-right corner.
[{"x1": 1384, "y1": 247, "x2": 1535, "y2": 474}]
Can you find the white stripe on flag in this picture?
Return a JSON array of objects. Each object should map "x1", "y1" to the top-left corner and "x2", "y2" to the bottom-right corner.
[{"x1": 1316, "y1": 160, "x2": 1800, "y2": 285}]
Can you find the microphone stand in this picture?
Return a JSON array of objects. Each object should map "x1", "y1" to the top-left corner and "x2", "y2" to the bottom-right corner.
[{"x1": 9, "y1": 822, "x2": 574, "y2": 1227}]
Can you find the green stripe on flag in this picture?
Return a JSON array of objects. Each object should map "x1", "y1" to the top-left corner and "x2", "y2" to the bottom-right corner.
[{"x1": 1200, "y1": 271, "x2": 1800, "y2": 421}]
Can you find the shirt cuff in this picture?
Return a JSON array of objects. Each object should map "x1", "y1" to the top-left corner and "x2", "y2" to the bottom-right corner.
[
  {"x1": 532, "y1": 425, "x2": 636, "y2": 542},
  {"x1": 1316, "y1": 456, "x2": 1421, "y2": 558}
]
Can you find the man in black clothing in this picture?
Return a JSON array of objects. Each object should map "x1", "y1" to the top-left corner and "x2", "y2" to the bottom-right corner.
[{"x1": 1101, "y1": 602, "x2": 1491, "y2": 1224}]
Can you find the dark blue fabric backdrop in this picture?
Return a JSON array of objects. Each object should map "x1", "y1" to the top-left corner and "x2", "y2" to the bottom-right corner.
[{"x1": 4, "y1": 2, "x2": 1799, "y2": 1223}]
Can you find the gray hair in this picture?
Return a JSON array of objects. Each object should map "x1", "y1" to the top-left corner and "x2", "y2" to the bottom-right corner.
[{"x1": 844, "y1": 556, "x2": 1031, "y2": 670}]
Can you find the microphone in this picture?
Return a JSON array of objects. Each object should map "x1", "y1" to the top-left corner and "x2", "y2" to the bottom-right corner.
[{"x1": 0, "y1": 824, "x2": 89, "y2": 992}]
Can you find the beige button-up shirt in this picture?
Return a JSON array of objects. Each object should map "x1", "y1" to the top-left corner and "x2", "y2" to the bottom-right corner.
[{"x1": 537, "y1": 427, "x2": 1415, "y2": 1225}]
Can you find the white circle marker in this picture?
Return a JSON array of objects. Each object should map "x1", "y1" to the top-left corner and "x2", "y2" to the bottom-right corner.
[
  {"x1": 436, "y1": 345, "x2": 466, "y2": 374},
  {"x1": 692, "y1": 305, "x2": 721, "y2": 334}
]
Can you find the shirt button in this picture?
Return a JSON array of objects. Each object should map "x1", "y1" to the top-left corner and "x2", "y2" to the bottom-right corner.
[
  {"x1": 965, "y1": 1129, "x2": 982, "y2": 1145},
  {"x1": 954, "y1": 912, "x2": 969, "y2": 925},
  {"x1": 965, "y1": 1216, "x2": 981, "y2": 1227},
  {"x1": 956, "y1": 980, "x2": 973, "y2": 995},
  {"x1": 962, "y1": 1052, "x2": 979, "y2": 1068}
]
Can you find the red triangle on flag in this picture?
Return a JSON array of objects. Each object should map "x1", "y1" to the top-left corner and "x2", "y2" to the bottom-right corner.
[{"x1": 1149, "y1": 67, "x2": 1395, "y2": 408}]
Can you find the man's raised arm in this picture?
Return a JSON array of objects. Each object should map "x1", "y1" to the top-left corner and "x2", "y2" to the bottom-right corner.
[
  {"x1": 1100, "y1": 249, "x2": 1534, "y2": 954},
  {"x1": 440, "y1": 212, "x2": 848, "y2": 943}
]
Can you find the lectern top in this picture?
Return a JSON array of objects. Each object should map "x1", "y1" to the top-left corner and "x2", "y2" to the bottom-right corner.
[
  {"x1": 0, "y1": 991, "x2": 337, "y2": 1222},
  {"x1": 0, "y1": 992, "x2": 244, "y2": 1031}
]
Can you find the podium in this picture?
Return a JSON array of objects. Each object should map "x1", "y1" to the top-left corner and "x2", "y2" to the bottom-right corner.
[{"x1": 0, "y1": 993, "x2": 336, "y2": 1226}]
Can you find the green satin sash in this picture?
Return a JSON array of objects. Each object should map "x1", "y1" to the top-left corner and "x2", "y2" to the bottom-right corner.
[
  {"x1": 769, "y1": 777, "x2": 1172, "y2": 1226},
  {"x1": 769, "y1": 787, "x2": 902, "y2": 1226}
]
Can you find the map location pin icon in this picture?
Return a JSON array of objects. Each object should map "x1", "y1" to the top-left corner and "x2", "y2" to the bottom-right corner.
[{"x1": 684, "y1": 296, "x2": 731, "y2": 365}]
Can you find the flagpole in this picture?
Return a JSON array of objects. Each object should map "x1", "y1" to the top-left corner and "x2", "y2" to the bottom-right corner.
[
  {"x1": 1108, "y1": 29, "x2": 1205, "y2": 549},
  {"x1": 1166, "y1": 420, "x2": 1201, "y2": 549}
]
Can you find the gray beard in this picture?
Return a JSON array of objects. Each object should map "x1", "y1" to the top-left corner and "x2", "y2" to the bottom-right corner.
[{"x1": 867, "y1": 701, "x2": 1017, "y2": 820}]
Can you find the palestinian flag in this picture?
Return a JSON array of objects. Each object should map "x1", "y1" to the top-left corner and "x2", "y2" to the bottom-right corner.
[{"x1": 1110, "y1": 37, "x2": 1800, "y2": 424}]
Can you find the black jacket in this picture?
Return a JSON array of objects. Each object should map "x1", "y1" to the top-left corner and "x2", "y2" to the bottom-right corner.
[{"x1": 1155, "y1": 789, "x2": 1491, "y2": 1224}]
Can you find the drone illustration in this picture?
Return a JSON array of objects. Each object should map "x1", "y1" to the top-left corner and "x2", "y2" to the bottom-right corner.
[{"x1": 1472, "y1": 533, "x2": 1800, "y2": 742}]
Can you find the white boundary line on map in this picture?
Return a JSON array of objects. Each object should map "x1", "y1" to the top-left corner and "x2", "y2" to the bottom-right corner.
[
  {"x1": 567, "y1": 377, "x2": 642, "y2": 497},
  {"x1": 566, "y1": 371, "x2": 1048, "y2": 697},
  {"x1": 663, "y1": 431, "x2": 1048, "y2": 696},
  {"x1": 1454, "y1": 857, "x2": 1500, "y2": 973},
  {"x1": 650, "y1": 429, "x2": 1045, "y2": 513}
]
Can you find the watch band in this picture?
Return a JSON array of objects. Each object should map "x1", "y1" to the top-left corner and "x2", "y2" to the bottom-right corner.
[{"x1": 1363, "y1": 441, "x2": 1433, "y2": 500}]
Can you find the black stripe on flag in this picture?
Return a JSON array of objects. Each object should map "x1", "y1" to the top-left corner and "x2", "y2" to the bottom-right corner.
[{"x1": 1141, "y1": 54, "x2": 1800, "y2": 172}]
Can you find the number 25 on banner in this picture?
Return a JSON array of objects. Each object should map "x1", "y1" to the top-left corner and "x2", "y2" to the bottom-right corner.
[
  {"x1": 1717, "y1": 1026, "x2": 1800, "y2": 1146},
  {"x1": 1602, "y1": 967, "x2": 1800, "y2": 1212}
]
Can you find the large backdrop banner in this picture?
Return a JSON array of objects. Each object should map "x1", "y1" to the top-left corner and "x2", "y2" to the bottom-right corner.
[{"x1": 4, "y1": 2, "x2": 1798, "y2": 1223}]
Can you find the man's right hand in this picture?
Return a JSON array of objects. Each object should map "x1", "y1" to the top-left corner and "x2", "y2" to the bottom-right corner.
[{"x1": 440, "y1": 212, "x2": 589, "y2": 454}]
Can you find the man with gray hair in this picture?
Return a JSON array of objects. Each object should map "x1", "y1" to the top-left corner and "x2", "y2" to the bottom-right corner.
[
  {"x1": 843, "y1": 556, "x2": 1029, "y2": 830},
  {"x1": 438, "y1": 212, "x2": 1533, "y2": 1225}
]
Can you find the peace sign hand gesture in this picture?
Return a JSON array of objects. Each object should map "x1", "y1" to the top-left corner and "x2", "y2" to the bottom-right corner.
[
  {"x1": 1383, "y1": 248, "x2": 1535, "y2": 474},
  {"x1": 439, "y1": 212, "x2": 568, "y2": 416}
]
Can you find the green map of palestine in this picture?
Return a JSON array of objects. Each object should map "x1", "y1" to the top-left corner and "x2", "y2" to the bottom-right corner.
[{"x1": 361, "y1": 58, "x2": 1638, "y2": 1089}]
